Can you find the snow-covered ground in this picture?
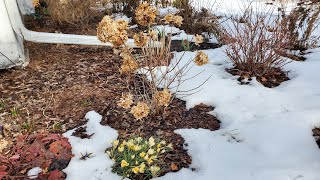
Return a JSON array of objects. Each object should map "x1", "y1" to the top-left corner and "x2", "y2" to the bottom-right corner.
[
  {"x1": 12, "y1": 0, "x2": 317, "y2": 179},
  {"x1": 61, "y1": 45, "x2": 320, "y2": 180}
]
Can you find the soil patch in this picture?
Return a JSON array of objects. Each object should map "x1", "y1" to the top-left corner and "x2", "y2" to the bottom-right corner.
[
  {"x1": 170, "y1": 40, "x2": 221, "y2": 52},
  {"x1": 227, "y1": 66, "x2": 290, "y2": 88},
  {"x1": 101, "y1": 101, "x2": 220, "y2": 178}
]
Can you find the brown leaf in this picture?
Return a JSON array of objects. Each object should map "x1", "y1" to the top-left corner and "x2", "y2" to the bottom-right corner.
[
  {"x1": 47, "y1": 170, "x2": 64, "y2": 180},
  {"x1": 261, "y1": 77, "x2": 268, "y2": 82},
  {"x1": 170, "y1": 163, "x2": 179, "y2": 171}
]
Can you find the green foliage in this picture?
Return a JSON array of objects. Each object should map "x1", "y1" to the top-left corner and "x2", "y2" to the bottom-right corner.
[
  {"x1": 10, "y1": 107, "x2": 18, "y2": 117},
  {"x1": 80, "y1": 151, "x2": 93, "y2": 160},
  {"x1": 106, "y1": 136, "x2": 172, "y2": 179}
]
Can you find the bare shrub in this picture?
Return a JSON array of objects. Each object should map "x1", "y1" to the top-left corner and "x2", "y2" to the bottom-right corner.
[
  {"x1": 280, "y1": 0, "x2": 320, "y2": 51},
  {"x1": 46, "y1": 0, "x2": 95, "y2": 26},
  {"x1": 221, "y1": 7, "x2": 291, "y2": 77},
  {"x1": 174, "y1": 0, "x2": 221, "y2": 40},
  {"x1": 97, "y1": 3, "x2": 209, "y2": 119}
]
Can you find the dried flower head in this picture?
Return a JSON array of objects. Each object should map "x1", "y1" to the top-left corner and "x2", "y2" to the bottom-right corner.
[
  {"x1": 130, "y1": 102, "x2": 150, "y2": 120},
  {"x1": 194, "y1": 34, "x2": 204, "y2": 46},
  {"x1": 164, "y1": 14, "x2": 174, "y2": 24},
  {"x1": 97, "y1": 16, "x2": 129, "y2": 47},
  {"x1": 119, "y1": 52, "x2": 139, "y2": 74},
  {"x1": 163, "y1": 14, "x2": 183, "y2": 27},
  {"x1": 117, "y1": 93, "x2": 134, "y2": 109},
  {"x1": 194, "y1": 51, "x2": 209, "y2": 66},
  {"x1": 148, "y1": 29, "x2": 158, "y2": 41},
  {"x1": 135, "y1": 2, "x2": 158, "y2": 26},
  {"x1": 33, "y1": 0, "x2": 40, "y2": 7},
  {"x1": 173, "y1": 15, "x2": 183, "y2": 27},
  {"x1": 133, "y1": 32, "x2": 148, "y2": 47},
  {"x1": 154, "y1": 89, "x2": 172, "y2": 107}
]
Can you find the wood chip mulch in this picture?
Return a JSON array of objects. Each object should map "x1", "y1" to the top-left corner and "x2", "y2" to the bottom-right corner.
[
  {"x1": 227, "y1": 66, "x2": 290, "y2": 88},
  {"x1": 0, "y1": 42, "x2": 220, "y2": 179}
]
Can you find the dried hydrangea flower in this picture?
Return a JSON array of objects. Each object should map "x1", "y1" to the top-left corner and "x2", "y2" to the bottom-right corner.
[
  {"x1": 117, "y1": 93, "x2": 134, "y2": 109},
  {"x1": 133, "y1": 32, "x2": 148, "y2": 47},
  {"x1": 130, "y1": 102, "x2": 150, "y2": 120},
  {"x1": 164, "y1": 14, "x2": 174, "y2": 24},
  {"x1": 97, "y1": 16, "x2": 129, "y2": 47},
  {"x1": 119, "y1": 52, "x2": 139, "y2": 74},
  {"x1": 194, "y1": 34, "x2": 204, "y2": 46},
  {"x1": 33, "y1": 0, "x2": 40, "y2": 7},
  {"x1": 163, "y1": 14, "x2": 183, "y2": 27},
  {"x1": 154, "y1": 88, "x2": 172, "y2": 107},
  {"x1": 194, "y1": 51, "x2": 209, "y2": 66},
  {"x1": 135, "y1": 2, "x2": 158, "y2": 27},
  {"x1": 173, "y1": 15, "x2": 183, "y2": 27}
]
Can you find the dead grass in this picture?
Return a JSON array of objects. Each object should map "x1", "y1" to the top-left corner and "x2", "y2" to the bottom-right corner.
[{"x1": 46, "y1": 0, "x2": 96, "y2": 26}]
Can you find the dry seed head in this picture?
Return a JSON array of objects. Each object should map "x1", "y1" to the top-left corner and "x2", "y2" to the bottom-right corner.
[
  {"x1": 133, "y1": 32, "x2": 148, "y2": 47},
  {"x1": 97, "y1": 16, "x2": 129, "y2": 47},
  {"x1": 135, "y1": 2, "x2": 158, "y2": 26},
  {"x1": 33, "y1": 0, "x2": 40, "y2": 7},
  {"x1": 117, "y1": 93, "x2": 134, "y2": 109},
  {"x1": 119, "y1": 52, "x2": 139, "y2": 74},
  {"x1": 154, "y1": 88, "x2": 172, "y2": 107},
  {"x1": 130, "y1": 102, "x2": 150, "y2": 120},
  {"x1": 194, "y1": 51, "x2": 209, "y2": 66},
  {"x1": 148, "y1": 29, "x2": 158, "y2": 41},
  {"x1": 163, "y1": 14, "x2": 183, "y2": 27},
  {"x1": 194, "y1": 34, "x2": 204, "y2": 46},
  {"x1": 173, "y1": 15, "x2": 183, "y2": 27},
  {"x1": 164, "y1": 14, "x2": 174, "y2": 24}
]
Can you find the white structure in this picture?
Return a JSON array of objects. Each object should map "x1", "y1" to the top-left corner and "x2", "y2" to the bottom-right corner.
[
  {"x1": 0, "y1": 0, "x2": 137, "y2": 69},
  {"x1": 0, "y1": 0, "x2": 26, "y2": 69}
]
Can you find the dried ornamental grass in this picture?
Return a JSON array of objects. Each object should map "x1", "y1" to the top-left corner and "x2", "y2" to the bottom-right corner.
[{"x1": 46, "y1": 0, "x2": 95, "y2": 26}]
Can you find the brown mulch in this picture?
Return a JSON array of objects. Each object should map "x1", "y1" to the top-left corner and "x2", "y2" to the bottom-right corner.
[
  {"x1": 23, "y1": 13, "x2": 105, "y2": 35},
  {"x1": 313, "y1": 128, "x2": 320, "y2": 149},
  {"x1": 0, "y1": 43, "x2": 220, "y2": 179},
  {"x1": 101, "y1": 101, "x2": 220, "y2": 177},
  {"x1": 227, "y1": 66, "x2": 290, "y2": 88}
]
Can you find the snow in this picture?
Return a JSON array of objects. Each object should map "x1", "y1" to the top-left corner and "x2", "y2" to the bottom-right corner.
[
  {"x1": 63, "y1": 111, "x2": 121, "y2": 180},
  {"x1": 27, "y1": 167, "x2": 42, "y2": 179},
  {"x1": 158, "y1": 7, "x2": 179, "y2": 16},
  {"x1": 62, "y1": 47, "x2": 320, "y2": 180},
  {"x1": 61, "y1": 0, "x2": 320, "y2": 179}
]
